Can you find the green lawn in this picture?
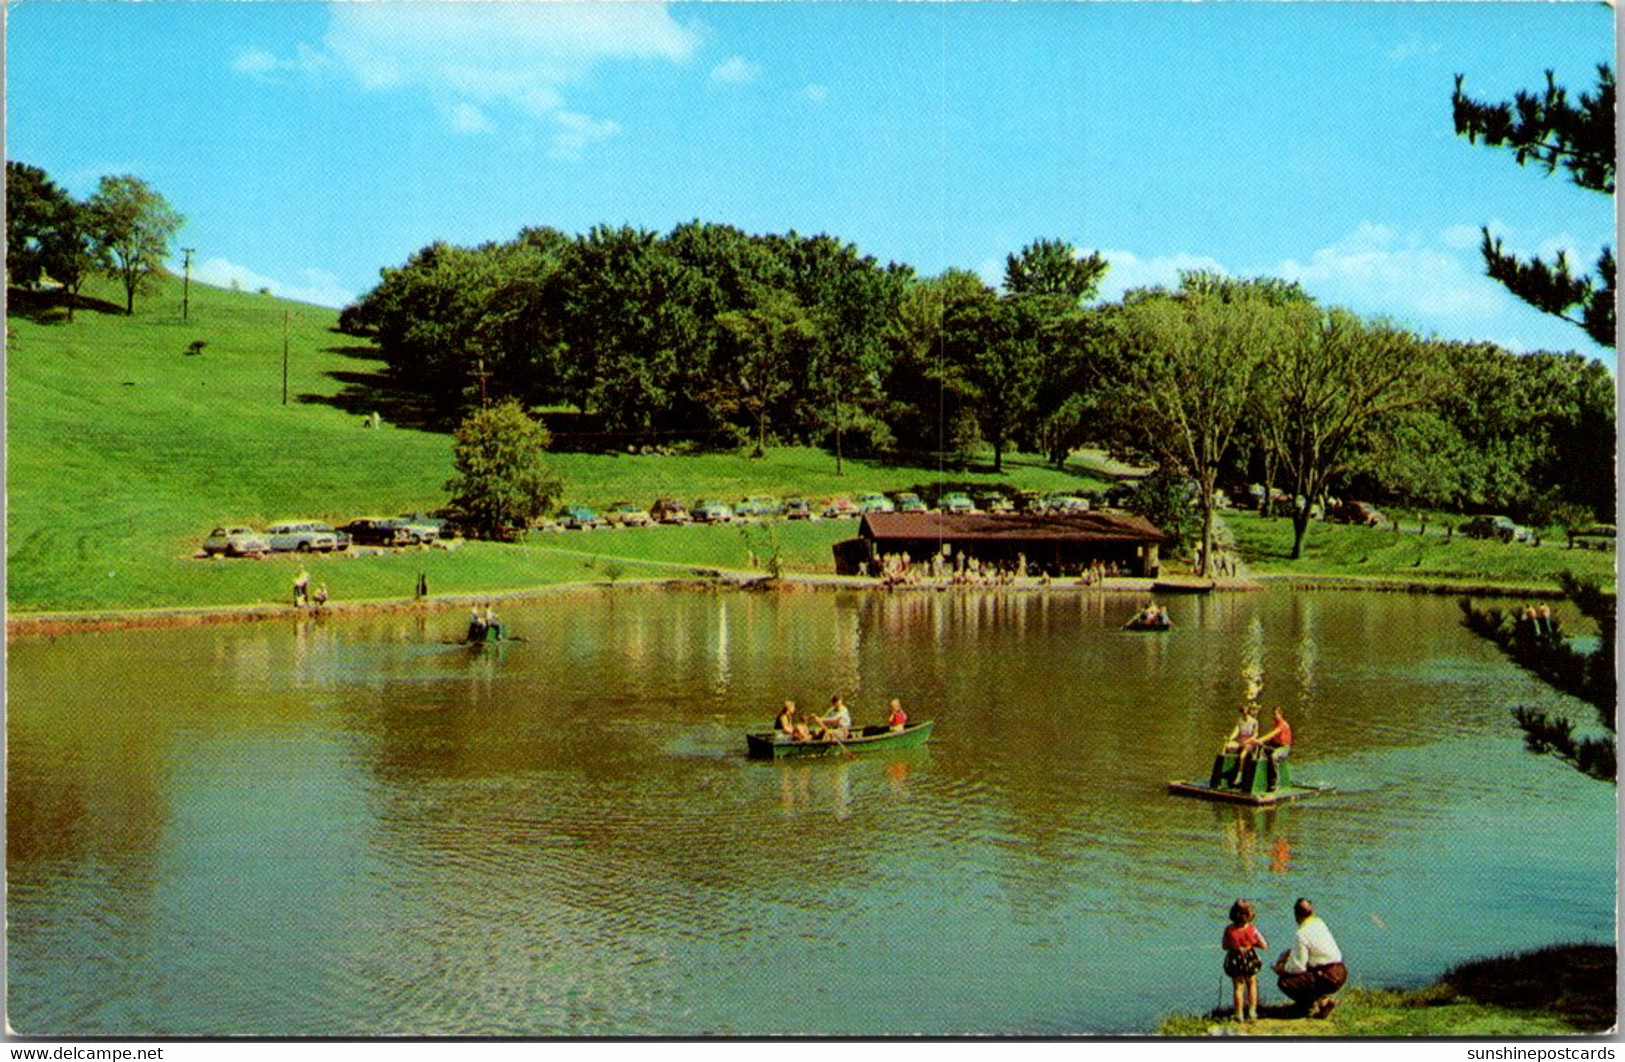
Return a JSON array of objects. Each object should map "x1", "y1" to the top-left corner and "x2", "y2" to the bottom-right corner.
[
  {"x1": 1157, "y1": 943, "x2": 1614, "y2": 1037},
  {"x1": 6, "y1": 278, "x2": 1106, "y2": 613},
  {"x1": 1228, "y1": 510, "x2": 1614, "y2": 591}
]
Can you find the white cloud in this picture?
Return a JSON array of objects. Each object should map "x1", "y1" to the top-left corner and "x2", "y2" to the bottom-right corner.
[
  {"x1": 192, "y1": 257, "x2": 355, "y2": 309},
  {"x1": 446, "y1": 101, "x2": 496, "y2": 135},
  {"x1": 550, "y1": 110, "x2": 622, "y2": 159},
  {"x1": 1275, "y1": 221, "x2": 1504, "y2": 320},
  {"x1": 711, "y1": 55, "x2": 761, "y2": 85},
  {"x1": 235, "y1": 3, "x2": 698, "y2": 147},
  {"x1": 1095, "y1": 248, "x2": 1230, "y2": 301},
  {"x1": 802, "y1": 84, "x2": 829, "y2": 104},
  {"x1": 1385, "y1": 36, "x2": 1441, "y2": 62}
]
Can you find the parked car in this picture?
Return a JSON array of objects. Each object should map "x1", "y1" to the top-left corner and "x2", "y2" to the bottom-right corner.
[
  {"x1": 1331, "y1": 501, "x2": 1386, "y2": 527},
  {"x1": 201, "y1": 525, "x2": 270, "y2": 557},
  {"x1": 1014, "y1": 490, "x2": 1048, "y2": 514},
  {"x1": 650, "y1": 498, "x2": 691, "y2": 524},
  {"x1": 692, "y1": 499, "x2": 734, "y2": 523},
  {"x1": 339, "y1": 517, "x2": 422, "y2": 547},
  {"x1": 821, "y1": 497, "x2": 860, "y2": 519},
  {"x1": 555, "y1": 504, "x2": 603, "y2": 530},
  {"x1": 399, "y1": 512, "x2": 453, "y2": 540},
  {"x1": 734, "y1": 496, "x2": 784, "y2": 518},
  {"x1": 784, "y1": 497, "x2": 813, "y2": 520},
  {"x1": 975, "y1": 491, "x2": 1014, "y2": 514},
  {"x1": 264, "y1": 521, "x2": 342, "y2": 553},
  {"x1": 855, "y1": 492, "x2": 896, "y2": 514},
  {"x1": 1045, "y1": 493, "x2": 1089, "y2": 514},
  {"x1": 604, "y1": 501, "x2": 652, "y2": 527},
  {"x1": 939, "y1": 491, "x2": 975, "y2": 514},
  {"x1": 1459, "y1": 515, "x2": 1532, "y2": 543},
  {"x1": 893, "y1": 492, "x2": 928, "y2": 513}
]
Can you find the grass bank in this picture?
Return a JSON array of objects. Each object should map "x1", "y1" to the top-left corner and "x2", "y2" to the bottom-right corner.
[
  {"x1": 6, "y1": 278, "x2": 1105, "y2": 614},
  {"x1": 1158, "y1": 943, "x2": 1616, "y2": 1037},
  {"x1": 1227, "y1": 510, "x2": 1614, "y2": 592}
]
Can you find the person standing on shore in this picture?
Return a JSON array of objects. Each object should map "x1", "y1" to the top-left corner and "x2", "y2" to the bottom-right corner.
[
  {"x1": 293, "y1": 569, "x2": 310, "y2": 609},
  {"x1": 1222, "y1": 899, "x2": 1268, "y2": 1021},
  {"x1": 1273, "y1": 898, "x2": 1347, "y2": 1018}
]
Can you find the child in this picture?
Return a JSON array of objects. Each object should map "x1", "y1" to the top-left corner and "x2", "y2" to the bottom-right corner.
[
  {"x1": 1222, "y1": 899, "x2": 1268, "y2": 1021},
  {"x1": 886, "y1": 698, "x2": 908, "y2": 732}
]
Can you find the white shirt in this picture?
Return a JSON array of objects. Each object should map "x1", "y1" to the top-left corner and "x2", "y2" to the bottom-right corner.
[
  {"x1": 1284, "y1": 916, "x2": 1342, "y2": 973},
  {"x1": 824, "y1": 704, "x2": 851, "y2": 729}
]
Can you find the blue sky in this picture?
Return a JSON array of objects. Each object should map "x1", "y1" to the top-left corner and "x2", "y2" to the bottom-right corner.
[{"x1": 7, "y1": 2, "x2": 1615, "y2": 361}]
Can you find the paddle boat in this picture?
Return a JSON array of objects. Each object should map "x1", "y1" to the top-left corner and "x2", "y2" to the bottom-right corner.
[
  {"x1": 1167, "y1": 747, "x2": 1333, "y2": 806},
  {"x1": 746, "y1": 720, "x2": 934, "y2": 760},
  {"x1": 1124, "y1": 607, "x2": 1172, "y2": 631}
]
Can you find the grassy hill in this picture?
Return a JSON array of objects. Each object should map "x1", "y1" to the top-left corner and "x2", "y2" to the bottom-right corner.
[{"x1": 5, "y1": 277, "x2": 1114, "y2": 613}]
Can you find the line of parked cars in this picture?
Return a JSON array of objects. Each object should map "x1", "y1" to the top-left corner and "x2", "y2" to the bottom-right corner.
[
  {"x1": 201, "y1": 513, "x2": 455, "y2": 557},
  {"x1": 540, "y1": 488, "x2": 1107, "y2": 531}
]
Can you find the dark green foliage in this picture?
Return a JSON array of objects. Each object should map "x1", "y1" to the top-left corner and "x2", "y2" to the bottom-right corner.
[
  {"x1": 1453, "y1": 66, "x2": 1615, "y2": 348},
  {"x1": 7, "y1": 161, "x2": 65, "y2": 289},
  {"x1": 1460, "y1": 572, "x2": 1615, "y2": 782},
  {"x1": 444, "y1": 399, "x2": 564, "y2": 540},
  {"x1": 1126, "y1": 464, "x2": 1199, "y2": 554}
]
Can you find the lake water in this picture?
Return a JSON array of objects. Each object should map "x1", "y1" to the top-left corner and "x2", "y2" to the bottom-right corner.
[{"x1": 7, "y1": 589, "x2": 1615, "y2": 1035}]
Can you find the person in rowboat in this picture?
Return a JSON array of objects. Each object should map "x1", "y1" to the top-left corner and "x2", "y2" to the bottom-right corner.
[
  {"x1": 815, "y1": 695, "x2": 852, "y2": 741},
  {"x1": 775, "y1": 701, "x2": 804, "y2": 741},
  {"x1": 886, "y1": 698, "x2": 908, "y2": 732}
]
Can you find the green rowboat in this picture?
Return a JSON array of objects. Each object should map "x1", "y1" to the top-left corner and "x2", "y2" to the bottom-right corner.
[{"x1": 746, "y1": 720, "x2": 934, "y2": 759}]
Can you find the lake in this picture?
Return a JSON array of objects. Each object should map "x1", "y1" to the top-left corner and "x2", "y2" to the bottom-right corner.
[{"x1": 7, "y1": 588, "x2": 1614, "y2": 1035}]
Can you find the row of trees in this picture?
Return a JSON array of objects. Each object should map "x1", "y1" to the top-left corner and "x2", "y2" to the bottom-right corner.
[
  {"x1": 342, "y1": 222, "x2": 1613, "y2": 557},
  {"x1": 6, "y1": 162, "x2": 184, "y2": 318}
]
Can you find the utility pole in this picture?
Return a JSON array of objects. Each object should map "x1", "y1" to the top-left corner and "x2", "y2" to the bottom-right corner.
[
  {"x1": 282, "y1": 311, "x2": 290, "y2": 405},
  {"x1": 181, "y1": 248, "x2": 195, "y2": 320},
  {"x1": 473, "y1": 358, "x2": 491, "y2": 409}
]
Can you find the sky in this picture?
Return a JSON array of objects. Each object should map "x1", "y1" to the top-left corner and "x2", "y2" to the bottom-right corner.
[{"x1": 6, "y1": 1, "x2": 1616, "y2": 362}]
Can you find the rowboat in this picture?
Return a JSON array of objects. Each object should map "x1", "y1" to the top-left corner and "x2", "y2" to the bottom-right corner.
[
  {"x1": 1124, "y1": 615, "x2": 1172, "y2": 631},
  {"x1": 746, "y1": 720, "x2": 935, "y2": 760},
  {"x1": 1168, "y1": 749, "x2": 1333, "y2": 805}
]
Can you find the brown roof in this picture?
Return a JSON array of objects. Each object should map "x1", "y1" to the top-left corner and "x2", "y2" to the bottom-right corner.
[{"x1": 859, "y1": 511, "x2": 1165, "y2": 543}]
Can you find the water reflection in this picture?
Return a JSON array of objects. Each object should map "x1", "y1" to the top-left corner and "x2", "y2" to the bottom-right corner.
[{"x1": 7, "y1": 590, "x2": 1614, "y2": 1036}]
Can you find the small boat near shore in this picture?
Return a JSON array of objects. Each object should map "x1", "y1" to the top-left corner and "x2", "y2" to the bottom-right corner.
[
  {"x1": 1124, "y1": 614, "x2": 1172, "y2": 631},
  {"x1": 746, "y1": 720, "x2": 934, "y2": 759},
  {"x1": 1152, "y1": 577, "x2": 1216, "y2": 595}
]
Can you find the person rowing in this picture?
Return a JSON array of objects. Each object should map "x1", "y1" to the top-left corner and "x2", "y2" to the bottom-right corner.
[{"x1": 816, "y1": 695, "x2": 852, "y2": 741}]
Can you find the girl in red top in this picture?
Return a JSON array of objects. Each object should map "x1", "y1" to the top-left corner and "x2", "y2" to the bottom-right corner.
[
  {"x1": 1222, "y1": 899, "x2": 1268, "y2": 1021},
  {"x1": 886, "y1": 698, "x2": 908, "y2": 732}
]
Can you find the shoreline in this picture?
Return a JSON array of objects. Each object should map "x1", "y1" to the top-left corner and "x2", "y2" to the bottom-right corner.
[{"x1": 3, "y1": 568, "x2": 1570, "y2": 640}]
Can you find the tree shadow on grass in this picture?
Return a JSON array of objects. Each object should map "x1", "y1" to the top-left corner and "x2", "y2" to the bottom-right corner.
[
  {"x1": 7, "y1": 286, "x2": 125, "y2": 323},
  {"x1": 1434, "y1": 944, "x2": 1616, "y2": 1032},
  {"x1": 296, "y1": 354, "x2": 455, "y2": 433}
]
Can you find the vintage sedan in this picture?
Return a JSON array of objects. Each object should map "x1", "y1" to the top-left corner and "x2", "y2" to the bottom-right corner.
[
  {"x1": 650, "y1": 498, "x2": 692, "y2": 524},
  {"x1": 855, "y1": 492, "x2": 896, "y2": 514},
  {"x1": 821, "y1": 497, "x2": 860, "y2": 519},
  {"x1": 939, "y1": 491, "x2": 975, "y2": 514},
  {"x1": 1459, "y1": 515, "x2": 1532, "y2": 543},
  {"x1": 893, "y1": 492, "x2": 928, "y2": 513},
  {"x1": 692, "y1": 499, "x2": 735, "y2": 524},
  {"x1": 201, "y1": 526, "x2": 271, "y2": 557},
  {"x1": 604, "y1": 501, "x2": 653, "y2": 527},
  {"x1": 784, "y1": 498, "x2": 813, "y2": 520},
  {"x1": 555, "y1": 504, "x2": 604, "y2": 530},
  {"x1": 339, "y1": 517, "x2": 422, "y2": 547},
  {"x1": 264, "y1": 521, "x2": 343, "y2": 553}
]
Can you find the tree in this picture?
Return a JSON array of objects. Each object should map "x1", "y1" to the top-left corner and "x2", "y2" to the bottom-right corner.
[
  {"x1": 1003, "y1": 238, "x2": 1110, "y2": 468},
  {"x1": 6, "y1": 161, "x2": 67, "y2": 289},
  {"x1": 1453, "y1": 65, "x2": 1615, "y2": 348},
  {"x1": 443, "y1": 399, "x2": 564, "y2": 540},
  {"x1": 86, "y1": 175, "x2": 183, "y2": 315},
  {"x1": 1107, "y1": 274, "x2": 1299, "y2": 574},
  {"x1": 1461, "y1": 573, "x2": 1615, "y2": 782},
  {"x1": 1257, "y1": 309, "x2": 1441, "y2": 559},
  {"x1": 712, "y1": 289, "x2": 822, "y2": 457}
]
